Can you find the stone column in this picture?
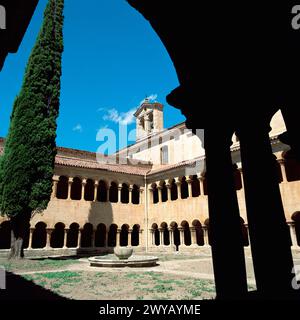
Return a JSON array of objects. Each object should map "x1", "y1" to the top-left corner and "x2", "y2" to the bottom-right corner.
[
  {"x1": 168, "y1": 227, "x2": 174, "y2": 245},
  {"x1": 116, "y1": 229, "x2": 121, "y2": 246},
  {"x1": 175, "y1": 178, "x2": 181, "y2": 199},
  {"x1": 128, "y1": 229, "x2": 132, "y2": 246},
  {"x1": 159, "y1": 228, "x2": 164, "y2": 246},
  {"x1": 288, "y1": 222, "x2": 298, "y2": 248},
  {"x1": 51, "y1": 176, "x2": 59, "y2": 199},
  {"x1": 139, "y1": 188, "x2": 144, "y2": 204},
  {"x1": 67, "y1": 177, "x2": 73, "y2": 200},
  {"x1": 77, "y1": 229, "x2": 82, "y2": 248},
  {"x1": 139, "y1": 229, "x2": 143, "y2": 247},
  {"x1": 93, "y1": 180, "x2": 99, "y2": 202},
  {"x1": 190, "y1": 227, "x2": 198, "y2": 245},
  {"x1": 158, "y1": 186, "x2": 163, "y2": 202},
  {"x1": 238, "y1": 168, "x2": 244, "y2": 189},
  {"x1": 129, "y1": 186, "x2": 133, "y2": 204},
  {"x1": 150, "y1": 229, "x2": 155, "y2": 246},
  {"x1": 178, "y1": 227, "x2": 185, "y2": 246},
  {"x1": 81, "y1": 178, "x2": 87, "y2": 201},
  {"x1": 203, "y1": 226, "x2": 209, "y2": 246},
  {"x1": 106, "y1": 182, "x2": 110, "y2": 202},
  {"x1": 244, "y1": 223, "x2": 250, "y2": 246},
  {"x1": 63, "y1": 229, "x2": 68, "y2": 249},
  {"x1": 166, "y1": 183, "x2": 172, "y2": 201},
  {"x1": 46, "y1": 229, "x2": 52, "y2": 248},
  {"x1": 118, "y1": 184, "x2": 122, "y2": 203},
  {"x1": 279, "y1": 159, "x2": 287, "y2": 183},
  {"x1": 91, "y1": 229, "x2": 96, "y2": 248},
  {"x1": 28, "y1": 228, "x2": 34, "y2": 249},
  {"x1": 187, "y1": 178, "x2": 193, "y2": 198},
  {"x1": 199, "y1": 176, "x2": 204, "y2": 196}
]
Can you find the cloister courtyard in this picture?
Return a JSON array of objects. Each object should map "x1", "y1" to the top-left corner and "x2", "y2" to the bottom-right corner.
[{"x1": 1, "y1": 250, "x2": 300, "y2": 300}]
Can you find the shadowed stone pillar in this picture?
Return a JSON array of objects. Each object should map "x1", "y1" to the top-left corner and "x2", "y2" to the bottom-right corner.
[
  {"x1": 198, "y1": 176, "x2": 204, "y2": 196},
  {"x1": 46, "y1": 229, "x2": 52, "y2": 249},
  {"x1": 158, "y1": 186, "x2": 163, "y2": 203},
  {"x1": 150, "y1": 229, "x2": 155, "y2": 246},
  {"x1": 77, "y1": 229, "x2": 82, "y2": 248},
  {"x1": 238, "y1": 168, "x2": 244, "y2": 189},
  {"x1": 139, "y1": 229, "x2": 143, "y2": 247},
  {"x1": 205, "y1": 128, "x2": 248, "y2": 299},
  {"x1": 116, "y1": 229, "x2": 121, "y2": 246},
  {"x1": 81, "y1": 179, "x2": 87, "y2": 201},
  {"x1": 139, "y1": 188, "x2": 144, "y2": 204},
  {"x1": 159, "y1": 228, "x2": 164, "y2": 246},
  {"x1": 203, "y1": 226, "x2": 209, "y2": 246},
  {"x1": 166, "y1": 183, "x2": 172, "y2": 201},
  {"x1": 178, "y1": 227, "x2": 184, "y2": 246},
  {"x1": 175, "y1": 178, "x2": 181, "y2": 199},
  {"x1": 288, "y1": 222, "x2": 298, "y2": 248},
  {"x1": 168, "y1": 227, "x2": 174, "y2": 245},
  {"x1": 187, "y1": 177, "x2": 193, "y2": 198},
  {"x1": 118, "y1": 184, "x2": 122, "y2": 203},
  {"x1": 129, "y1": 186, "x2": 133, "y2": 204},
  {"x1": 63, "y1": 229, "x2": 68, "y2": 249},
  {"x1": 128, "y1": 229, "x2": 132, "y2": 246},
  {"x1": 190, "y1": 227, "x2": 197, "y2": 245},
  {"x1": 28, "y1": 228, "x2": 34, "y2": 249},
  {"x1": 91, "y1": 229, "x2": 96, "y2": 248},
  {"x1": 237, "y1": 123, "x2": 295, "y2": 297},
  {"x1": 278, "y1": 159, "x2": 287, "y2": 183},
  {"x1": 67, "y1": 177, "x2": 73, "y2": 200},
  {"x1": 94, "y1": 180, "x2": 99, "y2": 202},
  {"x1": 52, "y1": 176, "x2": 59, "y2": 199}
]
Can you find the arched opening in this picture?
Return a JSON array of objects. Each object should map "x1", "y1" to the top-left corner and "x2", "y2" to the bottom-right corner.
[
  {"x1": 152, "y1": 223, "x2": 160, "y2": 246},
  {"x1": 181, "y1": 220, "x2": 191, "y2": 246},
  {"x1": 32, "y1": 222, "x2": 47, "y2": 248},
  {"x1": 180, "y1": 176, "x2": 189, "y2": 199},
  {"x1": 108, "y1": 224, "x2": 118, "y2": 247},
  {"x1": 132, "y1": 224, "x2": 140, "y2": 246},
  {"x1": 192, "y1": 219, "x2": 204, "y2": 246},
  {"x1": 50, "y1": 222, "x2": 65, "y2": 248},
  {"x1": 56, "y1": 176, "x2": 68, "y2": 199},
  {"x1": 284, "y1": 151, "x2": 300, "y2": 182},
  {"x1": 71, "y1": 177, "x2": 82, "y2": 200},
  {"x1": 152, "y1": 183, "x2": 159, "y2": 204},
  {"x1": 170, "y1": 221, "x2": 180, "y2": 251},
  {"x1": 84, "y1": 179, "x2": 94, "y2": 201},
  {"x1": 292, "y1": 211, "x2": 300, "y2": 246},
  {"x1": 109, "y1": 182, "x2": 118, "y2": 203},
  {"x1": 170, "y1": 179, "x2": 178, "y2": 201},
  {"x1": 160, "y1": 181, "x2": 168, "y2": 202},
  {"x1": 132, "y1": 184, "x2": 140, "y2": 204},
  {"x1": 0, "y1": 221, "x2": 11, "y2": 249},
  {"x1": 67, "y1": 223, "x2": 79, "y2": 248},
  {"x1": 191, "y1": 175, "x2": 200, "y2": 197},
  {"x1": 240, "y1": 218, "x2": 249, "y2": 246},
  {"x1": 121, "y1": 183, "x2": 129, "y2": 204},
  {"x1": 120, "y1": 224, "x2": 129, "y2": 246},
  {"x1": 233, "y1": 164, "x2": 242, "y2": 190},
  {"x1": 161, "y1": 222, "x2": 170, "y2": 245},
  {"x1": 97, "y1": 180, "x2": 108, "y2": 202},
  {"x1": 81, "y1": 223, "x2": 93, "y2": 248},
  {"x1": 95, "y1": 223, "x2": 106, "y2": 247}
]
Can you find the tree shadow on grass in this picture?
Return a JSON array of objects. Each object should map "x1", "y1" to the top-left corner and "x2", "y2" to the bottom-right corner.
[{"x1": 0, "y1": 271, "x2": 69, "y2": 300}]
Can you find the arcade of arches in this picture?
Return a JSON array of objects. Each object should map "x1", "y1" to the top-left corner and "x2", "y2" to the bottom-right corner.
[{"x1": 0, "y1": 110, "x2": 300, "y2": 254}]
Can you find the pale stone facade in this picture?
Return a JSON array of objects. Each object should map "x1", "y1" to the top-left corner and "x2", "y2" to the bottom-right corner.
[{"x1": 0, "y1": 104, "x2": 300, "y2": 255}]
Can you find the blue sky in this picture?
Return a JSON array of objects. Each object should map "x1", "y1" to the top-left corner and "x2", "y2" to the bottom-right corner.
[{"x1": 0, "y1": 0, "x2": 185, "y2": 152}]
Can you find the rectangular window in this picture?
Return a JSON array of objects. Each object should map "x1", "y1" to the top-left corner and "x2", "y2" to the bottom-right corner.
[{"x1": 161, "y1": 146, "x2": 169, "y2": 165}]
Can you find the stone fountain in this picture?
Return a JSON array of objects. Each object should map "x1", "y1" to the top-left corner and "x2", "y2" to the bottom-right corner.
[{"x1": 88, "y1": 247, "x2": 158, "y2": 268}]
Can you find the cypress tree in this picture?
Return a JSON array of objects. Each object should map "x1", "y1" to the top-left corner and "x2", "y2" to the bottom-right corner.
[{"x1": 0, "y1": 0, "x2": 64, "y2": 258}]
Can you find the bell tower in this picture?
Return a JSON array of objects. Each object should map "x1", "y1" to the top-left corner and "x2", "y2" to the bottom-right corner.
[{"x1": 134, "y1": 99, "x2": 164, "y2": 140}]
